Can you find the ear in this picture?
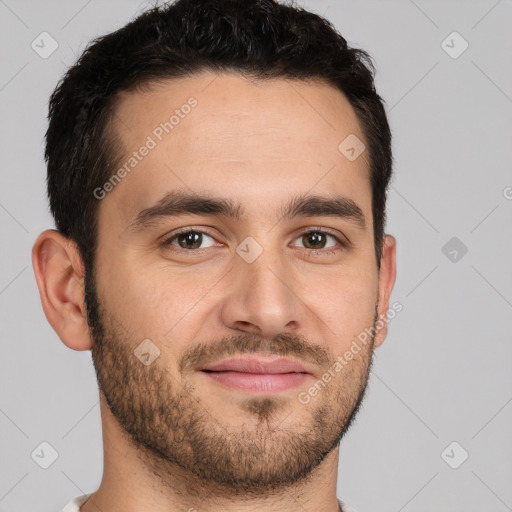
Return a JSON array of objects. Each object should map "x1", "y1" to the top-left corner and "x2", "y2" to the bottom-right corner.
[
  {"x1": 373, "y1": 234, "x2": 397, "y2": 349},
  {"x1": 31, "y1": 229, "x2": 92, "y2": 351}
]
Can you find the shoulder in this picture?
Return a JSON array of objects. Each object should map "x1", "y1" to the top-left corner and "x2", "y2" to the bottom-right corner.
[
  {"x1": 59, "y1": 493, "x2": 92, "y2": 512},
  {"x1": 338, "y1": 499, "x2": 361, "y2": 512}
]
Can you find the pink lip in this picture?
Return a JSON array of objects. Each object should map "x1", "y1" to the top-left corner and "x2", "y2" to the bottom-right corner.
[
  {"x1": 200, "y1": 357, "x2": 314, "y2": 393},
  {"x1": 202, "y1": 356, "x2": 310, "y2": 374}
]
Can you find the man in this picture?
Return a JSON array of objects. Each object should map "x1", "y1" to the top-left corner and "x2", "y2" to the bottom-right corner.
[{"x1": 32, "y1": 0, "x2": 396, "y2": 511}]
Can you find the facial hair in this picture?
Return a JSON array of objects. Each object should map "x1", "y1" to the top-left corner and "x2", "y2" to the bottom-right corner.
[{"x1": 84, "y1": 270, "x2": 377, "y2": 497}]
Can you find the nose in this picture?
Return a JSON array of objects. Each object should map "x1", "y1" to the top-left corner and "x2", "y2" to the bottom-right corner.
[{"x1": 220, "y1": 249, "x2": 301, "y2": 339}]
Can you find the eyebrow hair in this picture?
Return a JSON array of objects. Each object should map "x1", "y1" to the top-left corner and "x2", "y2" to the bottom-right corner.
[{"x1": 127, "y1": 190, "x2": 366, "y2": 233}]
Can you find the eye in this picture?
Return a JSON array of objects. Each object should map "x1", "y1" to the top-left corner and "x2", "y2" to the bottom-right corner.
[
  {"x1": 162, "y1": 229, "x2": 217, "y2": 251},
  {"x1": 161, "y1": 227, "x2": 346, "y2": 255},
  {"x1": 293, "y1": 229, "x2": 344, "y2": 252}
]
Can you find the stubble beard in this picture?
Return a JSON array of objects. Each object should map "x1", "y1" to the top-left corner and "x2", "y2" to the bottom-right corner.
[{"x1": 84, "y1": 271, "x2": 376, "y2": 497}]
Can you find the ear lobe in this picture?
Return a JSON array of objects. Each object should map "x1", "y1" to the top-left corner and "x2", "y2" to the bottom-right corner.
[
  {"x1": 32, "y1": 229, "x2": 92, "y2": 351},
  {"x1": 373, "y1": 234, "x2": 397, "y2": 349}
]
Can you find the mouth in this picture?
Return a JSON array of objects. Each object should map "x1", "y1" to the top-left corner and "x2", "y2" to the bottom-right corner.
[{"x1": 200, "y1": 356, "x2": 314, "y2": 393}]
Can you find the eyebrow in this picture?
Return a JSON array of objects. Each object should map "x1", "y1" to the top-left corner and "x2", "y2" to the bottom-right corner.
[{"x1": 127, "y1": 190, "x2": 366, "y2": 233}]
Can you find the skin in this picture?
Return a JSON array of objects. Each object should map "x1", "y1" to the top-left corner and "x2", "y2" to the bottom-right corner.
[{"x1": 32, "y1": 71, "x2": 396, "y2": 512}]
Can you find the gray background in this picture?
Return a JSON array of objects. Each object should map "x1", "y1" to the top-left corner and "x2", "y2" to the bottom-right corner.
[{"x1": 1, "y1": 0, "x2": 511, "y2": 511}]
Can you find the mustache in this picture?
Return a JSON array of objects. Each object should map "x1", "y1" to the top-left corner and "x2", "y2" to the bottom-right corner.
[{"x1": 178, "y1": 332, "x2": 332, "y2": 374}]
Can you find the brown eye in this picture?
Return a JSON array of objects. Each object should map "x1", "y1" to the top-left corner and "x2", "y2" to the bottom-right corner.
[
  {"x1": 294, "y1": 229, "x2": 342, "y2": 251},
  {"x1": 164, "y1": 230, "x2": 216, "y2": 250},
  {"x1": 301, "y1": 231, "x2": 328, "y2": 249}
]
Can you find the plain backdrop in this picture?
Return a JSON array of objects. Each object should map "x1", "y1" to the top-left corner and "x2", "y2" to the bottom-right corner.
[{"x1": 0, "y1": 1, "x2": 511, "y2": 511}]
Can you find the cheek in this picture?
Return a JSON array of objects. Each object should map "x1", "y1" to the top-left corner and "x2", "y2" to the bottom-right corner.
[
  {"x1": 96, "y1": 257, "x2": 217, "y2": 348},
  {"x1": 94, "y1": 256, "x2": 169, "y2": 337},
  {"x1": 305, "y1": 268, "x2": 377, "y2": 348}
]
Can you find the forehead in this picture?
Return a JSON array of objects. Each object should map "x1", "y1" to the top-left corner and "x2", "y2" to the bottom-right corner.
[{"x1": 102, "y1": 71, "x2": 371, "y2": 228}]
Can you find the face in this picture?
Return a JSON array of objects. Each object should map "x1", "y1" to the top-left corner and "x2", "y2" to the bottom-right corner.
[{"x1": 86, "y1": 71, "x2": 391, "y2": 493}]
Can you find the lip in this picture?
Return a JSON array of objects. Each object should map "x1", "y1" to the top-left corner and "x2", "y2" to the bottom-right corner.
[
  {"x1": 200, "y1": 356, "x2": 314, "y2": 393},
  {"x1": 201, "y1": 356, "x2": 310, "y2": 374}
]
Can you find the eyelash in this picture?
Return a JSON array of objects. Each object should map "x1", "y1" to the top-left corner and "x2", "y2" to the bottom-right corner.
[{"x1": 161, "y1": 227, "x2": 346, "y2": 256}]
